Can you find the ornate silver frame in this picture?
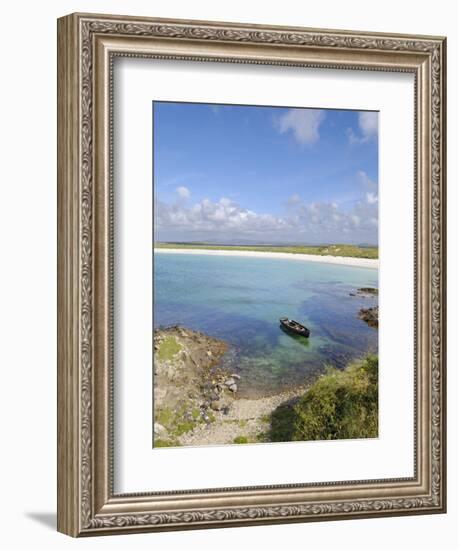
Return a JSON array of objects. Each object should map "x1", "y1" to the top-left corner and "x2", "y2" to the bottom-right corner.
[{"x1": 57, "y1": 13, "x2": 446, "y2": 536}]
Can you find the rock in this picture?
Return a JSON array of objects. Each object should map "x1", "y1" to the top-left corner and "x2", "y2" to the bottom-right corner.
[
  {"x1": 208, "y1": 390, "x2": 220, "y2": 401},
  {"x1": 358, "y1": 306, "x2": 379, "y2": 328},
  {"x1": 154, "y1": 387, "x2": 167, "y2": 402},
  {"x1": 210, "y1": 399, "x2": 230, "y2": 411},
  {"x1": 154, "y1": 422, "x2": 167, "y2": 437},
  {"x1": 228, "y1": 383, "x2": 238, "y2": 392},
  {"x1": 357, "y1": 287, "x2": 378, "y2": 296},
  {"x1": 152, "y1": 326, "x2": 231, "y2": 434}
]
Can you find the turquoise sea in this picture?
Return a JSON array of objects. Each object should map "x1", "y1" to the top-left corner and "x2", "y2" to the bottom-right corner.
[{"x1": 154, "y1": 252, "x2": 378, "y2": 397}]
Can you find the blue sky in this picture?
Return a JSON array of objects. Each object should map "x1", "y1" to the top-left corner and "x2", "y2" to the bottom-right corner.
[{"x1": 154, "y1": 102, "x2": 378, "y2": 245}]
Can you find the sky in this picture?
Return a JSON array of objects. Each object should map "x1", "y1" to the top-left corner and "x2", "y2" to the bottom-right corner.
[{"x1": 153, "y1": 101, "x2": 378, "y2": 245}]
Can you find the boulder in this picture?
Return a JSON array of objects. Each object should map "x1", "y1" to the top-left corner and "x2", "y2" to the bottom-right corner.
[
  {"x1": 358, "y1": 306, "x2": 379, "y2": 328},
  {"x1": 210, "y1": 399, "x2": 230, "y2": 411},
  {"x1": 208, "y1": 390, "x2": 220, "y2": 401},
  {"x1": 356, "y1": 287, "x2": 378, "y2": 296},
  {"x1": 154, "y1": 422, "x2": 168, "y2": 437}
]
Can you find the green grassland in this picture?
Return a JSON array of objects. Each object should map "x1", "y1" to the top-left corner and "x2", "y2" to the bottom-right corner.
[
  {"x1": 155, "y1": 242, "x2": 378, "y2": 259},
  {"x1": 270, "y1": 355, "x2": 378, "y2": 442}
]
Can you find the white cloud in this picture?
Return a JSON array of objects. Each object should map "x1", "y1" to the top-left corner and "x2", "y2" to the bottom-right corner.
[
  {"x1": 359, "y1": 112, "x2": 378, "y2": 139},
  {"x1": 346, "y1": 128, "x2": 358, "y2": 144},
  {"x1": 357, "y1": 170, "x2": 378, "y2": 205},
  {"x1": 366, "y1": 192, "x2": 378, "y2": 204},
  {"x1": 286, "y1": 194, "x2": 302, "y2": 207},
  {"x1": 156, "y1": 197, "x2": 289, "y2": 239},
  {"x1": 347, "y1": 111, "x2": 378, "y2": 144},
  {"x1": 175, "y1": 186, "x2": 190, "y2": 199},
  {"x1": 357, "y1": 170, "x2": 377, "y2": 188},
  {"x1": 156, "y1": 186, "x2": 378, "y2": 244},
  {"x1": 276, "y1": 109, "x2": 325, "y2": 145}
]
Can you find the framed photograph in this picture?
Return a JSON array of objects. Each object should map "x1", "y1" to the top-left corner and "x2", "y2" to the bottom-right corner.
[{"x1": 57, "y1": 13, "x2": 446, "y2": 536}]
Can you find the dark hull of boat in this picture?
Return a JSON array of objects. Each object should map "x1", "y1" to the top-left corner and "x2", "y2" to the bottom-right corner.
[{"x1": 279, "y1": 318, "x2": 310, "y2": 338}]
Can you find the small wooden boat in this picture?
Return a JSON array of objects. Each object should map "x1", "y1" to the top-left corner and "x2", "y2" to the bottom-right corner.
[{"x1": 279, "y1": 317, "x2": 310, "y2": 338}]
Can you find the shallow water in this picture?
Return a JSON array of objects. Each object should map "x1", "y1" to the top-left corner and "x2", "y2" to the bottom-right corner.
[{"x1": 154, "y1": 253, "x2": 378, "y2": 397}]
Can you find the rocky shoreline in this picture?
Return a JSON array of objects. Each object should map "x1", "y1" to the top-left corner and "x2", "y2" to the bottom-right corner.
[
  {"x1": 349, "y1": 287, "x2": 379, "y2": 328},
  {"x1": 358, "y1": 306, "x2": 379, "y2": 328},
  {"x1": 153, "y1": 287, "x2": 379, "y2": 447},
  {"x1": 153, "y1": 325, "x2": 306, "y2": 447}
]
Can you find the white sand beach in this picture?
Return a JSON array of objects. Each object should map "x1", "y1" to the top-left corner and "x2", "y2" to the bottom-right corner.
[{"x1": 154, "y1": 248, "x2": 379, "y2": 269}]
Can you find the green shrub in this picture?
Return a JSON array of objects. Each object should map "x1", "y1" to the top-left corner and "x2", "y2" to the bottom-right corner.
[
  {"x1": 233, "y1": 436, "x2": 249, "y2": 444},
  {"x1": 270, "y1": 355, "x2": 378, "y2": 442}
]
